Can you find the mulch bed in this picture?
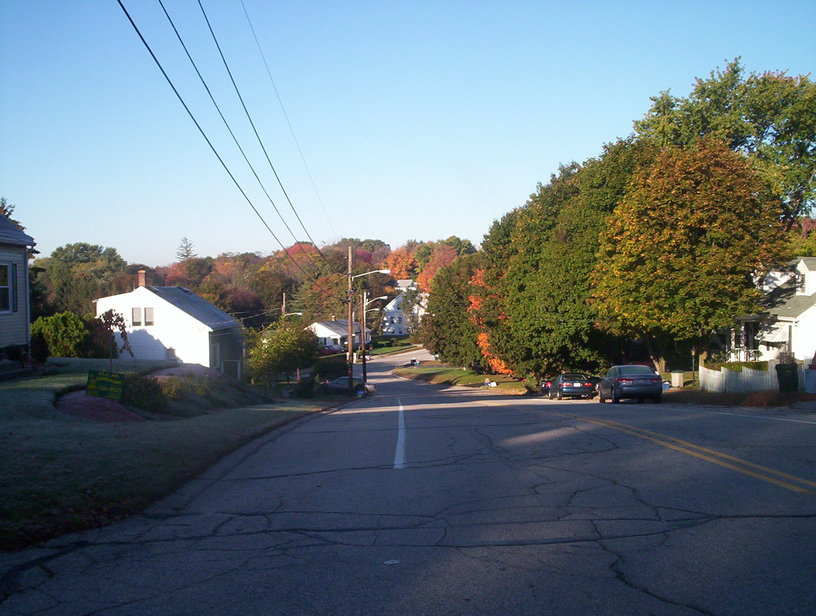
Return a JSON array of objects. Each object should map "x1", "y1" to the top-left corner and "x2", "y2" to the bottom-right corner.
[{"x1": 56, "y1": 390, "x2": 145, "y2": 422}]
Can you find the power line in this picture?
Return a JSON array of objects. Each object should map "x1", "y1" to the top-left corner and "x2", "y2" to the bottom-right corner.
[
  {"x1": 116, "y1": 0, "x2": 342, "y2": 302},
  {"x1": 195, "y1": 0, "x2": 335, "y2": 271},
  {"x1": 239, "y1": 0, "x2": 337, "y2": 239},
  {"x1": 156, "y1": 0, "x2": 329, "y2": 278}
]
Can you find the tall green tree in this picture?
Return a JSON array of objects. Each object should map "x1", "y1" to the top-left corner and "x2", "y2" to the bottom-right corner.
[
  {"x1": 418, "y1": 253, "x2": 484, "y2": 370},
  {"x1": 246, "y1": 319, "x2": 318, "y2": 386},
  {"x1": 37, "y1": 243, "x2": 129, "y2": 316},
  {"x1": 500, "y1": 140, "x2": 656, "y2": 375},
  {"x1": 635, "y1": 59, "x2": 816, "y2": 227},
  {"x1": 592, "y1": 138, "x2": 786, "y2": 360}
]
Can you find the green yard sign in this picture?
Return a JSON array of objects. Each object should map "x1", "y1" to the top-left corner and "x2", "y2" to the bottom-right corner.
[{"x1": 86, "y1": 370, "x2": 125, "y2": 400}]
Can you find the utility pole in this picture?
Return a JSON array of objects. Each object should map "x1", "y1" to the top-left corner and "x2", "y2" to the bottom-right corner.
[
  {"x1": 347, "y1": 245, "x2": 354, "y2": 395},
  {"x1": 281, "y1": 292, "x2": 286, "y2": 317},
  {"x1": 361, "y1": 290, "x2": 367, "y2": 382}
]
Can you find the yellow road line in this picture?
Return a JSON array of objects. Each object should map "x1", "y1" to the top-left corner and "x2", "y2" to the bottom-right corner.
[
  {"x1": 579, "y1": 416, "x2": 816, "y2": 491},
  {"x1": 484, "y1": 401, "x2": 815, "y2": 494},
  {"x1": 574, "y1": 416, "x2": 813, "y2": 495}
]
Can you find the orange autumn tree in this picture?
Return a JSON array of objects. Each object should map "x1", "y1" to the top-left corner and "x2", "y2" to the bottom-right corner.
[
  {"x1": 384, "y1": 246, "x2": 418, "y2": 280},
  {"x1": 467, "y1": 268, "x2": 513, "y2": 375},
  {"x1": 417, "y1": 244, "x2": 458, "y2": 292}
]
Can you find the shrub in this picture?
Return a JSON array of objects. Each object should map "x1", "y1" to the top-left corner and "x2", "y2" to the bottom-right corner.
[
  {"x1": 312, "y1": 355, "x2": 348, "y2": 381},
  {"x1": 294, "y1": 378, "x2": 315, "y2": 398},
  {"x1": 522, "y1": 375, "x2": 539, "y2": 393},
  {"x1": 82, "y1": 317, "x2": 115, "y2": 359},
  {"x1": 30, "y1": 333, "x2": 49, "y2": 364},
  {"x1": 122, "y1": 373, "x2": 167, "y2": 411},
  {"x1": 704, "y1": 360, "x2": 768, "y2": 372},
  {"x1": 1, "y1": 344, "x2": 26, "y2": 362},
  {"x1": 158, "y1": 376, "x2": 183, "y2": 399},
  {"x1": 31, "y1": 312, "x2": 88, "y2": 357}
]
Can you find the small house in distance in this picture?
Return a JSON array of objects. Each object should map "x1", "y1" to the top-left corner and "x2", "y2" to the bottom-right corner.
[
  {"x1": 308, "y1": 319, "x2": 370, "y2": 350},
  {"x1": 0, "y1": 213, "x2": 36, "y2": 352},
  {"x1": 95, "y1": 272, "x2": 243, "y2": 377}
]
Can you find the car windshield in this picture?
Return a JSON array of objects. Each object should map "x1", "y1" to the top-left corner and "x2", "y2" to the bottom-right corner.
[
  {"x1": 619, "y1": 365, "x2": 655, "y2": 376},
  {"x1": 562, "y1": 373, "x2": 586, "y2": 380}
]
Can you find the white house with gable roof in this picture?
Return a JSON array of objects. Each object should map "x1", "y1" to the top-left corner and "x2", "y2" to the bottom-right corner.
[
  {"x1": 95, "y1": 272, "x2": 244, "y2": 376},
  {"x1": 729, "y1": 257, "x2": 816, "y2": 365}
]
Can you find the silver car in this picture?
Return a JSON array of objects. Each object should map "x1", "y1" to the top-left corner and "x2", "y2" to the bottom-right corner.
[{"x1": 598, "y1": 365, "x2": 662, "y2": 404}]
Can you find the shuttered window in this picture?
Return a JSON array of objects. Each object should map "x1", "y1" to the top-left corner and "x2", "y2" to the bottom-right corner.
[{"x1": 0, "y1": 264, "x2": 10, "y2": 312}]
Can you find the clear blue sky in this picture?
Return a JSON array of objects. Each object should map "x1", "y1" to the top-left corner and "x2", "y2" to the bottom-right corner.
[{"x1": 2, "y1": 1, "x2": 814, "y2": 266}]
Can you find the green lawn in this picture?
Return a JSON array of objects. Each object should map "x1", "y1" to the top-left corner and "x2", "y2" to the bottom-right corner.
[
  {"x1": 0, "y1": 362, "x2": 326, "y2": 550},
  {"x1": 393, "y1": 362, "x2": 530, "y2": 394},
  {"x1": 367, "y1": 342, "x2": 416, "y2": 356}
]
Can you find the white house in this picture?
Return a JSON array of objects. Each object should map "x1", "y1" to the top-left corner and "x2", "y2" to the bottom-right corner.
[
  {"x1": 0, "y1": 213, "x2": 35, "y2": 351},
  {"x1": 308, "y1": 320, "x2": 370, "y2": 349},
  {"x1": 382, "y1": 280, "x2": 427, "y2": 336},
  {"x1": 95, "y1": 274, "x2": 243, "y2": 377},
  {"x1": 730, "y1": 257, "x2": 816, "y2": 365}
]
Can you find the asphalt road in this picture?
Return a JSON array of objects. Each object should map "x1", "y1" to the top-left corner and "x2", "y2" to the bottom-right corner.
[{"x1": 2, "y1": 350, "x2": 815, "y2": 615}]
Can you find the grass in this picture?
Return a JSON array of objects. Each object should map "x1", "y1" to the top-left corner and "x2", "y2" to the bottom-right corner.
[
  {"x1": 393, "y1": 361, "x2": 529, "y2": 394},
  {"x1": 0, "y1": 362, "x2": 328, "y2": 551},
  {"x1": 368, "y1": 343, "x2": 416, "y2": 357}
]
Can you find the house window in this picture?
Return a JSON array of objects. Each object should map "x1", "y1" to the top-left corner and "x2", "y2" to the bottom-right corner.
[
  {"x1": 0, "y1": 263, "x2": 16, "y2": 313},
  {"x1": 132, "y1": 307, "x2": 142, "y2": 326},
  {"x1": 0, "y1": 264, "x2": 10, "y2": 312},
  {"x1": 144, "y1": 307, "x2": 154, "y2": 326}
]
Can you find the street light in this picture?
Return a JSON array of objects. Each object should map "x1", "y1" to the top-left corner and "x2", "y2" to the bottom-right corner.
[
  {"x1": 360, "y1": 293, "x2": 388, "y2": 382},
  {"x1": 346, "y1": 245, "x2": 391, "y2": 395}
]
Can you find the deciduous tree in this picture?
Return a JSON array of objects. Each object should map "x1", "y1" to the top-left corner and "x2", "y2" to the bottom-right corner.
[
  {"x1": 592, "y1": 138, "x2": 786, "y2": 358},
  {"x1": 635, "y1": 59, "x2": 816, "y2": 227}
]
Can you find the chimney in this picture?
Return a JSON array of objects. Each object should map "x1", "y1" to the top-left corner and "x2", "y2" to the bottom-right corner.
[{"x1": 137, "y1": 270, "x2": 146, "y2": 288}]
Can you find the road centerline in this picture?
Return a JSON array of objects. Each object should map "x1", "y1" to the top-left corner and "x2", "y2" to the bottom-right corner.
[{"x1": 394, "y1": 397, "x2": 406, "y2": 469}]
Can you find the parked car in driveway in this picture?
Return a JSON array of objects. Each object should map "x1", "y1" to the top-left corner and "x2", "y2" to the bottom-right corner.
[
  {"x1": 598, "y1": 365, "x2": 662, "y2": 404},
  {"x1": 318, "y1": 344, "x2": 344, "y2": 356},
  {"x1": 322, "y1": 377, "x2": 375, "y2": 396},
  {"x1": 548, "y1": 373, "x2": 596, "y2": 399}
]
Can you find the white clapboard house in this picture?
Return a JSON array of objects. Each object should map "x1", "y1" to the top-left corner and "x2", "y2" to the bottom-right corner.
[{"x1": 95, "y1": 272, "x2": 243, "y2": 377}]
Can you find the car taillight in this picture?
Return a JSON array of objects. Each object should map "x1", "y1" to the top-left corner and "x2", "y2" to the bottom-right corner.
[
  {"x1": 584, "y1": 383, "x2": 592, "y2": 387},
  {"x1": 649, "y1": 377, "x2": 662, "y2": 383},
  {"x1": 616, "y1": 378, "x2": 633, "y2": 384}
]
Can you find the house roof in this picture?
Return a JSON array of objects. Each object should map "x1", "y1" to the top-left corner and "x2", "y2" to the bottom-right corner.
[
  {"x1": 0, "y1": 214, "x2": 35, "y2": 247},
  {"x1": 144, "y1": 287, "x2": 240, "y2": 330},
  {"x1": 763, "y1": 282, "x2": 816, "y2": 319},
  {"x1": 310, "y1": 320, "x2": 368, "y2": 337},
  {"x1": 798, "y1": 257, "x2": 816, "y2": 271}
]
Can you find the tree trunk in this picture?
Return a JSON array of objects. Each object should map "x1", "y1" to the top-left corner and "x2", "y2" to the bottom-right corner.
[{"x1": 643, "y1": 337, "x2": 666, "y2": 374}]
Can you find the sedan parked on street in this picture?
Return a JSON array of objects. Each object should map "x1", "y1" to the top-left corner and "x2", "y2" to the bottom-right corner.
[
  {"x1": 598, "y1": 365, "x2": 663, "y2": 404},
  {"x1": 549, "y1": 373, "x2": 596, "y2": 399}
]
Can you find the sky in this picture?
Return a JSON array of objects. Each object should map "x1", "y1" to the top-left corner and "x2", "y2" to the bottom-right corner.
[{"x1": 1, "y1": 1, "x2": 814, "y2": 267}]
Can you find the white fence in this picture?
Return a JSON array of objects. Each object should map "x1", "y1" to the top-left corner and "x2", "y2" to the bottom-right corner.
[{"x1": 700, "y1": 361, "x2": 811, "y2": 393}]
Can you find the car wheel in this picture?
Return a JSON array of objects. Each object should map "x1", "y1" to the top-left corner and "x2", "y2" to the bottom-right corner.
[
  {"x1": 556, "y1": 389, "x2": 563, "y2": 400},
  {"x1": 611, "y1": 389, "x2": 620, "y2": 404},
  {"x1": 637, "y1": 397, "x2": 644, "y2": 404},
  {"x1": 599, "y1": 390, "x2": 606, "y2": 403}
]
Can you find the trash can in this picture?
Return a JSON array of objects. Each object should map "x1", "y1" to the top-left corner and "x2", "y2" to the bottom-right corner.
[
  {"x1": 775, "y1": 363, "x2": 799, "y2": 393},
  {"x1": 670, "y1": 371, "x2": 684, "y2": 388}
]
